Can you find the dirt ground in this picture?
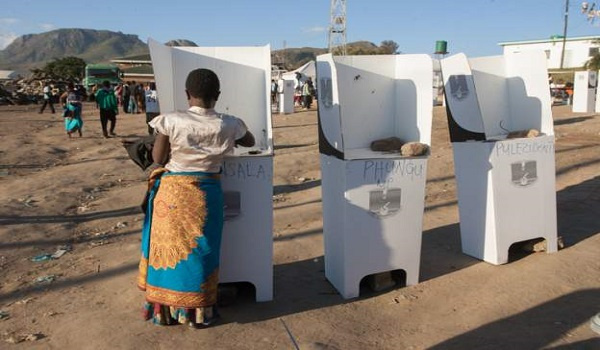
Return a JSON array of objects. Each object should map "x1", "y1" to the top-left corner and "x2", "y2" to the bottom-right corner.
[{"x1": 0, "y1": 102, "x2": 598, "y2": 349}]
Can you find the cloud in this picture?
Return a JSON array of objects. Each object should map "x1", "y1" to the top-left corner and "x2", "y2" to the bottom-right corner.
[
  {"x1": 0, "y1": 32, "x2": 18, "y2": 49},
  {"x1": 0, "y1": 18, "x2": 20, "y2": 26},
  {"x1": 303, "y1": 26, "x2": 328, "y2": 33},
  {"x1": 39, "y1": 23, "x2": 56, "y2": 31}
]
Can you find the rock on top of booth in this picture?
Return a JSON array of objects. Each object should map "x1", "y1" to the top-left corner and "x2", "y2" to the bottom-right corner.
[
  {"x1": 316, "y1": 54, "x2": 433, "y2": 160},
  {"x1": 440, "y1": 51, "x2": 554, "y2": 143}
]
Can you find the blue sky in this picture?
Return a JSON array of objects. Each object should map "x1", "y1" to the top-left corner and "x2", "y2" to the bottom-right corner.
[{"x1": 0, "y1": 0, "x2": 598, "y2": 56}]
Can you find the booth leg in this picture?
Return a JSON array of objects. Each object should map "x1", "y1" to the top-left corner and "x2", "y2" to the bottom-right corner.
[
  {"x1": 253, "y1": 280, "x2": 273, "y2": 302},
  {"x1": 405, "y1": 267, "x2": 420, "y2": 286},
  {"x1": 544, "y1": 235, "x2": 559, "y2": 254},
  {"x1": 340, "y1": 277, "x2": 361, "y2": 299}
]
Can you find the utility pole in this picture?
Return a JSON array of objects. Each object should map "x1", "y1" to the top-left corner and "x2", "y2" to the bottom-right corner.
[
  {"x1": 328, "y1": 0, "x2": 347, "y2": 56},
  {"x1": 560, "y1": 0, "x2": 570, "y2": 69}
]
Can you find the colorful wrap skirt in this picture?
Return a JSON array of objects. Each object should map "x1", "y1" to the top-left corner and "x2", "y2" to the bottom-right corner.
[
  {"x1": 63, "y1": 103, "x2": 83, "y2": 132},
  {"x1": 138, "y1": 169, "x2": 223, "y2": 326}
]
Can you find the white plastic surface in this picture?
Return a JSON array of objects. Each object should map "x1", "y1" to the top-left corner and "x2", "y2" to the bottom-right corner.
[
  {"x1": 453, "y1": 137, "x2": 558, "y2": 264},
  {"x1": 318, "y1": 54, "x2": 432, "y2": 298},
  {"x1": 278, "y1": 78, "x2": 294, "y2": 114},
  {"x1": 148, "y1": 39, "x2": 273, "y2": 301},
  {"x1": 316, "y1": 54, "x2": 433, "y2": 159},
  {"x1": 439, "y1": 53, "x2": 485, "y2": 134},
  {"x1": 321, "y1": 155, "x2": 427, "y2": 298},
  {"x1": 573, "y1": 71, "x2": 597, "y2": 113},
  {"x1": 441, "y1": 51, "x2": 558, "y2": 265},
  {"x1": 148, "y1": 39, "x2": 273, "y2": 155},
  {"x1": 442, "y1": 51, "x2": 554, "y2": 139},
  {"x1": 220, "y1": 157, "x2": 273, "y2": 301}
]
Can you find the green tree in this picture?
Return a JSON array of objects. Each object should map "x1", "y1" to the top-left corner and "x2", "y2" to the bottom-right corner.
[
  {"x1": 379, "y1": 40, "x2": 400, "y2": 54},
  {"x1": 31, "y1": 56, "x2": 86, "y2": 81},
  {"x1": 585, "y1": 53, "x2": 600, "y2": 71}
]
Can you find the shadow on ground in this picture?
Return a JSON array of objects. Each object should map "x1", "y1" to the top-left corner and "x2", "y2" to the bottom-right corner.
[{"x1": 428, "y1": 289, "x2": 600, "y2": 349}]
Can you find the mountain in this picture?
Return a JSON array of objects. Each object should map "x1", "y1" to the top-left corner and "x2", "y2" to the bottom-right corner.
[
  {"x1": 0, "y1": 28, "x2": 396, "y2": 74},
  {"x1": 0, "y1": 28, "x2": 149, "y2": 71},
  {"x1": 272, "y1": 41, "x2": 388, "y2": 70},
  {"x1": 165, "y1": 39, "x2": 198, "y2": 47}
]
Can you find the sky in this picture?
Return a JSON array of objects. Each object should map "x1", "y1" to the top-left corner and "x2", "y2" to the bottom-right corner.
[{"x1": 0, "y1": 0, "x2": 599, "y2": 57}]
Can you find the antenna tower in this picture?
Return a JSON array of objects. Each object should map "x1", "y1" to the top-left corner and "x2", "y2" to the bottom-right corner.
[{"x1": 328, "y1": 0, "x2": 347, "y2": 56}]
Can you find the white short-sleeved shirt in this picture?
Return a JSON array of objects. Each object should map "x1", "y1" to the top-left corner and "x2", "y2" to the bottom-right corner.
[{"x1": 149, "y1": 106, "x2": 248, "y2": 173}]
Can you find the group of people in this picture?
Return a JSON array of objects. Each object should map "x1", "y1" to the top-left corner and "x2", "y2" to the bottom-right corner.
[
  {"x1": 270, "y1": 73, "x2": 316, "y2": 110},
  {"x1": 294, "y1": 72, "x2": 316, "y2": 109},
  {"x1": 115, "y1": 81, "x2": 147, "y2": 114},
  {"x1": 39, "y1": 80, "x2": 161, "y2": 138}
]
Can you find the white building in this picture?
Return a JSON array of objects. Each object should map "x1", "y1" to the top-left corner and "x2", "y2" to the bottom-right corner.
[{"x1": 498, "y1": 35, "x2": 600, "y2": 69}]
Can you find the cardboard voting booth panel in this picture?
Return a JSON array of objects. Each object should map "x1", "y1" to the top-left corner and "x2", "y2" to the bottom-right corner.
[
  {"x1": 573, "y1": 71, "x2": 597, "y2": 113},
  {"x1": 317, "y1": 53, "x2": 433, "y2": 298},
  {"x1": 149, "y1": 39, "x2": 273, "y2": 301},
  {"x1": 278, "y1": 78, "x2": 294, "y2": 114},
  {"x1": 440, "y1": 51, "x2": 558, "y2": 265}
]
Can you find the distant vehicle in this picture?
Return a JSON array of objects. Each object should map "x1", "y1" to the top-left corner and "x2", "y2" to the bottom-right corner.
[{"x1": 82, "y1": 64, "x2": 122, "y2": 89}]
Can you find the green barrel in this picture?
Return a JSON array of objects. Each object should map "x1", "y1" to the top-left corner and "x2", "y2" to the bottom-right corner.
[{"x1": 434, "y1": 40, "x2": 448, "y2": 54}]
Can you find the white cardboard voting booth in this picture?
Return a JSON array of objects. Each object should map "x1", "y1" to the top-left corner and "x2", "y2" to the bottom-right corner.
[
  {"x1": 317, "y1": 54, "x2": 433, "y2": 299},
  {"x1": 573, "y1": 71, "x2": 597, "y2": 113},
  {"x1": 278, "y1": 78, "x2": 295, "y2": 114},
  {"x1": 440, "y1": 51, "x2": 558, "y2": 265},
  {"x1": 148, "y1": 39, "x2": 273, "y2": 301}
]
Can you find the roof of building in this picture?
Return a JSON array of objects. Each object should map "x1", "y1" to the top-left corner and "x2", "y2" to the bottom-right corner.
[
  {"x1": 0, "y1": 70, "x2": 19, "y2": 80},
  {"x1": 499, "y1": 35, "x2": 600, "y2": 46},
  {"x1": 122, "y1": 65, "x2": 154, "y2": 76},
  {"x1": 111, "y1": 54, "x2": 151, "y2": 63}
]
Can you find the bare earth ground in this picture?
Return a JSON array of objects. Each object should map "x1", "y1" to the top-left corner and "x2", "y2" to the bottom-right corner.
[{"x1": 0, "y1": 103, "x2": 598, "y2": 350}]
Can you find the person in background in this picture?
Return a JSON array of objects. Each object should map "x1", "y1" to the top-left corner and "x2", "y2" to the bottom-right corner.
[
  {"x1": 138, "y1": 68, "x2": 255, "y2": 328},
  {"x1": 39, "y1": 82, "x2": 55, "y2": 114},
  {"x1": 90, "y1": 84, "x2": 99, "y2": 107},
  {"x1": 59, "y1": 82, "x2": 83, "y2": 137},
  {"x1": 129, "y1": 80, "x2": 138, "y2": 114},
  {"x1": 115, "y1": 82, "x2": 124, "y2": 109},
  {"x1": 144, "y1": 82, "x2": 161, "y2": 134},
  {"x1": 95, "y1": 80, "x2": 119, "y2": 138},
  {"x1": 270, "y1": 79, "x2": 278, "y2": 108},
  {"x1": 122, "y1": 81, "x2": 131, "y2": 113},
  {"x1": 302, "y1": 77, "x2": 314, "y2": 109},
  {"x1": 136, "y1": 83, "x2": 146, "y2": 114}
]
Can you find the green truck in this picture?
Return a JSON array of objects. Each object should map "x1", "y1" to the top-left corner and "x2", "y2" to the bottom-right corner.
[{"x1": 82, "y1": 64, "x2": 122, "y2": 88}]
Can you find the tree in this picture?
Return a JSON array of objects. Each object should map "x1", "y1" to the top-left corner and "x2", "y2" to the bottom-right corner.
[
  {"x1": 31, "y1": 56, "x2": 86, "y2": 81},
  {"x1": 379, "y1": 40, "x2": 400, "y2": 54},
  {"x1": 585, "y1": 53, "x2": 600, "y2": 71}
]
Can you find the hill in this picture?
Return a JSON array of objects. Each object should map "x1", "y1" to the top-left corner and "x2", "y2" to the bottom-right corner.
[
  {"x1": 0, "y1": 29, "x2": 149, "y2": 71},
  {"x1": 272, "y1": 41, "x2": 392, "y2": 70},
  {"x1": 0, "y1": 27, "x2": 397, "y2": 73}
]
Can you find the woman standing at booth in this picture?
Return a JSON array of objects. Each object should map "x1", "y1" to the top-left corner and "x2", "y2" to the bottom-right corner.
[{"x1": 138, "y1": 68, "x2": 254, "y2": 328}]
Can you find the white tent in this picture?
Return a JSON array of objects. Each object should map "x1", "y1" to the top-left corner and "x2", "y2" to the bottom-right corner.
[{"x1": 282, "y1": 61, "x2": 316, "y2": 87}]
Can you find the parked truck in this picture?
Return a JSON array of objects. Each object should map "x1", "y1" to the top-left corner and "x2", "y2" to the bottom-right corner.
[{"x1": 82, "y1": 64, "x2": 122, "y2": 89}]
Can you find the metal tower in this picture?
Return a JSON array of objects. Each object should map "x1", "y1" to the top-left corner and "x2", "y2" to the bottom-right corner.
[{"x1": 328, "y1": 0, "x2": 347, "y2": 56}]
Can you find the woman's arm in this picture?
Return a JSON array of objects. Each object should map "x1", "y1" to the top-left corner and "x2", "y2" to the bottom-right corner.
[
  {"x1": 235, "y1": 131, "x2": 255, "y2": 147},
  {"x1": 152, "y1": 132, "x2": 171, "y2": 165}
]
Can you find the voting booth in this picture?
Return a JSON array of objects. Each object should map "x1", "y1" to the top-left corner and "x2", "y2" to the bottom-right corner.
[
  {"x1": 148, "y1": 39, "x2": 273, "y2": 301},
  {"x1": 278, "y1": 78, "x2": 295, "y2": 114},
  {"x1": 573, "y1": 71, "x2": 597, "y2": 113},
  {"x1": 440, "y1": 51, "x2": 558, "y2": 265},
  {"x1": 317, "y1": 54, "x2": 433, "y2": 299}
]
